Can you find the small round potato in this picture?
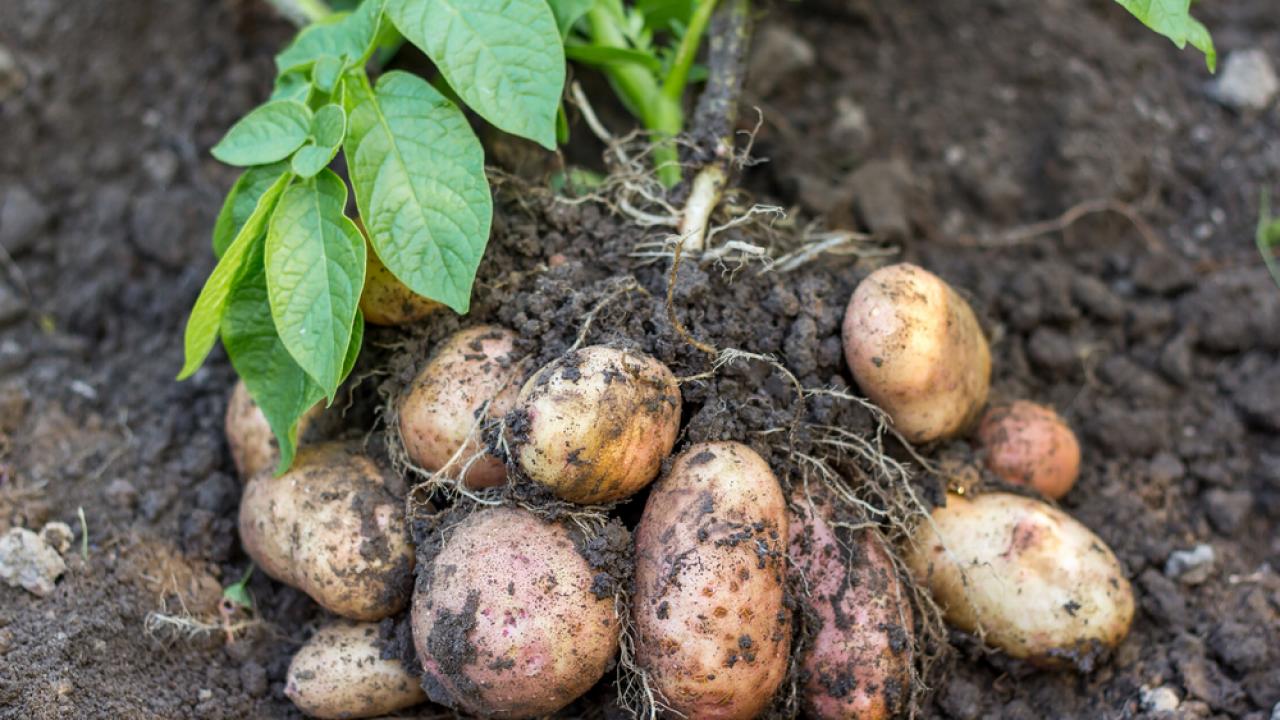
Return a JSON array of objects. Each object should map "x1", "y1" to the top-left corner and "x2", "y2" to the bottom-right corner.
[
  {"x1": 412, "y1": 507, "x2": 620, "y2": 719},
  {"x1": 399, "y1": 326, "x2": 522, "y2": 489},
  {"x1": 843, "y1": 263, "x2": 991, "y2": 443},
  {"x1": 904, "y1": 492, "x2": 1134, "y2": 669},
  {"x1": 508, "y1": 346, "x2": 681, "y2": 504},
  {"x1": 286, "y1": 621, "x2": 426, "y2": 719},
  {"x1": 633, "y1": 442, "x2": 791, "y2": 720},
  {"x1": 977, "y1": 401, "x2": 1081, "y2": 499},
  {"x1": 359, "y1": 240, "x2": 443, "y2": 326},
  {"x1": 224, "y1": 380, "x2": 323, "y2": 480},
  {"x1": 789, "y1": 487, "x2": 913, "y2": 720},
  {"x1": 239, "y1": 443, "x2": 413, "y2": 620}
]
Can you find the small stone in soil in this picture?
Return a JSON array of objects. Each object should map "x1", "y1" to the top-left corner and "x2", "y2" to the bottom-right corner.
[
  {"x1": 0, "y1": 184, "x2": 49, "y2": 255},
  {"x1": 1149, "y1": 452, "x2": 1186, "y2": 485},
  {"x1": 0, "y1": 527, "x2": 67, "y2": 596},
  {"x1": 38, "y1": 522, "x2": 73, "y2": 556},
  {"x1": 1140, "y1": 685, "x2": 1181, "y2": 712},
  {"x1": 1165, "y1": 544, "x2": 1216, "y2": 585},
  {"x1": 1209, "y1": 49, "x2": 1279, "y2": 112},
  {"x1": 1203, "y1": 489, "x2": 1252, "y2": 535}
]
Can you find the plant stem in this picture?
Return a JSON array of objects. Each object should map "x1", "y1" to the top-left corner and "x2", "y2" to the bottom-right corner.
[
  {"x1": 264, "y1": 0, "x2": 332, "y2": 26},
  {"x1": 662, "y1": 0, "x2": 719, "y2": 103}
]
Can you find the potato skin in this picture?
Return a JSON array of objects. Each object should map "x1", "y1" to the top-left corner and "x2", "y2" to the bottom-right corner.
[
  {"x1": 904, "y1": 492, "x2": 1134, "y2": 668},
  {"x1": 510, "y1": 346, "x2": 681, "y2": 504},
  {"x1": 224, "y1": 380, "x2": 322, "y2": 480},
  {"x1": 977, "y1": 401, "x2": 1081, "y2": 500},
  {"x1": 842, "y1": 263, "x2": 991, "y2": 443},
  {"x1": 399, "y1": 326, "x2": 522, "y2": 489},
  {"x1": 286, "y1": 621, "x2": 426, "y2": 719},
  {"x1": 633, "y1": 442, "x2": 791, "y2": 720},
  {"x1": 789, "y1": 488, "x2": 913, "y2": 720},
  {"x1": 411, "y1": 507, "x2": 619, "y2": 719},
  {"x1": 238, "y1": 443, "x2": 413, "y2": 620},
  {"x1": 359, "y1": 241, "x2": 443, "y2": 326}
]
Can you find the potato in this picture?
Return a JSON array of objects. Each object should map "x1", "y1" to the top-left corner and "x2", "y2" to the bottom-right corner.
[
  {"x1": 507, "y1": 346, "x2": 680, "y2": 504},
  {"x1": 842, "y1": 263, "x2": 991, "y2": 443},
  {"x1": 359, "y1": 239, "x2": 443, "y2": 326},
  {"x1": 225, "y1": 379, "x2": 323, "y2": 480},
  {"x1": 286, "y1": 621, "x2": 426, "y2": 719},
  {"x1": 904, "y1": 492, "x2": 1134, "y2": 668},
  {"x1": 789, "y1": 487, "x2": 913, "y2": 720},
  {"x1": 239, "y1": 443, "x2": 413, "y2": 620},
  {"x1": 412, "y1": 507, "x2": 619, "y2": 719},
  {"x1": 633, "y1": 442, "x2": 791, "y2": 720},
  {"x1": 399, "y1": 326, "x2": 522, "y2": 489},
  {"x1": 977, "y1": 401, "x2": 1081, "y2": 499}
]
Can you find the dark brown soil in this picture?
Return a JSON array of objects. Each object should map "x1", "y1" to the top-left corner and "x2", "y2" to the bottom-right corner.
[{"x1": 1, "y1": 1, "x2": 1277, "y2": 719}]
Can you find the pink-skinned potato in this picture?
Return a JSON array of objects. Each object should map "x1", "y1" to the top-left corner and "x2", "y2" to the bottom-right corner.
[
  {"x1": 789, "y1": 486, "x2": 913, "y2": 720},
  {"x1": 399, "y1": 326, "x2": 523, "y2": 489},
  {"x1": 357, "y1": 229, "x2": 442, "y2": 326},
  {"x1": 508, "y1": 346, "x2": 680, "y2": 504},
  {"x1": 843, "y1": 263, "x2": 991, "y2": 443},
  {"x1": 286, "y1": 621, "x2": 426, "y2": 719},
  {"x1": 633, "y1": 442, "x2": 791, "y2": 720},
  {"x1": 411, "y1": 507, "x2": 620, "y2": 719},
  {"x1": 977, "y1": 400, "x2": 1081, "y2": 500},
  {"x1": 905, "y1": 492, "x2": 1134, "y2": 669},
  {"x1": 225, "y1": 379, "x2": 326, "y2": 480},
  {"x1": 238, "y1": 443, "x2": 413, "y2": 621}
]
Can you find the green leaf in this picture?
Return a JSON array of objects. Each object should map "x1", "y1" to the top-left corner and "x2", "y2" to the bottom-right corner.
[
  {"x1": 386, "y1": 0, "x2": 565, "y2": 149},
  {"x1": 178, "y1": 173, "x2": 292, "y2": 380},
  {"x1": 221, "y1": 566, "x2": 255, "y2": 610},
  {"x1": 276, "y1": 0, "x2": 386, "y2": 73},
  {"x1": 312, "y1": 55, "x2": 346, "y2": 94},
  {"x1": 635, "y1": 0, "x2": 695, "y2": 32},
  {"x1": 291, "y1": 143, "x2": 336, "y2": 178},
  {"x1": 565, "y1": 42, "x2": 663, "y2": 72},
  {"x1": 222, "y1": 237, "x2": 326, "y2": 474},
  {"x1": 1257, "y1": 192, "x2": 1280, "y2": 288},
  {"x1": 212, "y1": 162, "x2": 290, "y2": 258},
  {"x1": 344, "y1": 71, "x2": 492, "y2": 314},
  {"x1": 1114, "y1": 0, "x2": 1217, "y2": 72},
  {"x1": 265, "y1": 169, "x2": 366, "y2": 396},
  {"x1": 547, "y1": 0, "x2": 594, "y2": 36},
  {"x1": 289, "y1": 105, "x2": 346, "y2": 178},
  {"x1": 271, "y1": 70, "x2": 313, "y2": 103},
  {"x1": 212, "y1": 101, "x2": 314, "y2": 166}
]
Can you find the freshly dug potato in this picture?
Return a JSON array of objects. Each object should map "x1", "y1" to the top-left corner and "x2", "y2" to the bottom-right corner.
[
  {"x1": 842, "y1": 263, "x2": 991, "y2": 443},
  {"x1": 412, "y1": 507, "x2": 619, "y2": 718},
  {"x1": 239, "y1": 443, "x2": 413, "y2": 620},
  {"x1": 286, "y1": 621, "x2": 426, "y2": 719},
  {"x1": 399, "y1": 326, "x2": 522, "y2": 489},
  {"x1": 789, "y1": 487, "x2": 913, "y2": 720},
  {"x1": 905, "y1": 492, "x2": 1134, "y2": 668},
  {"x1": 225, "y1": 380, "x2": 323, "y2": 480},
  {"x1": 977, "y1": 400, "x2": 1081, "y2": 499},
  {"x1": 507, "y1": 346, "x2": 681, "y2": 504},
  {"x1": 359, "y1": 239, "x2": 443, "y2": 326},
  {"x1": 633, "y1": 442, "x2": 791, "y2": 720}
]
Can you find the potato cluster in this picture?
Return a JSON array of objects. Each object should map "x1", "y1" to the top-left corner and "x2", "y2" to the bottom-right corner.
[{"x1": 225, "y1": 259, "x2": 1133, "y2": 718}]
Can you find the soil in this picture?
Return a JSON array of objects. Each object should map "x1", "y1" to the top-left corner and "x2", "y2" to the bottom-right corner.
[{"x1": 1, "y1": 0, "x2": 1278, "y2": 719}]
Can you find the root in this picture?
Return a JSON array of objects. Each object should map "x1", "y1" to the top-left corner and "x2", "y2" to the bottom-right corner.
[{"x1": 975, "y1": 197, "x2": 1165, "y2": 253}]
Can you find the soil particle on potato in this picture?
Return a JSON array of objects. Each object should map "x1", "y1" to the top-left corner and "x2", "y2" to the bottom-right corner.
[{"x1": 422, "y1": 589, "x2": 482, "y2": 706}]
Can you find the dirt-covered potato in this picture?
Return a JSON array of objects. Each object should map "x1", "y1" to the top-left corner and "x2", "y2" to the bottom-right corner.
[
  {"x1": 359, "y1": 239, "x2": 443, "y2": 326},
  {"x1": 977, "y1": 400, "x2": 1081, "y2": 499},
  {"x1": 238, "y1": 443, "x2": 413, "y2": 620},
  {"x1": 224, "y1": 380, "x2": 323, "y2": 480},
  {"x1": 789, "y1": 487, "x2": 913, "y2": 720},
  {"x1": 399, "y1": 326, "x2": 522, "y2": 489},
  {"x1": 507, "y1": 346, "x2": 680, "y2": 504},
  {"x1": 285, "y1": 621, "x2": 426, "y2": 719},
  {"x1": 842, "y1": 263, "x2": 991, "y2": 443},
  {"x1": 905, "y1": 492, "x2": 1134, "y2": 668},
  {"x1": 633, "y1": 442, "x2": 791, "y2": 720},
  {"x1": 411, "y1": 507, "x2": 620, "y2": 719}
]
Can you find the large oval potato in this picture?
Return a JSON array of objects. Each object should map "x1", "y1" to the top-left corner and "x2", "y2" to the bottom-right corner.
[
  {"x1": 842, "y1": 263, "x2": 991, "y2": 443},
  {"x1": 399, "y1": 326, "x2": 523, "y2": 489},
  {"x1": 904, "y1": 492, "x2": 1134, "y2": 669},
  {"x1": 225, "y1": 380, "x2": 324, "y2": 480},
  {"x1": 508, "y1": 346, "x2": 681, "y2": 504},
  {"x1": 239, "y1": 443, "x2": 413, "y2": 620},
  {"x1": 286, "y1": 621, "x2": 426, "y2": 719},
  {"x1": 790, "y1": 487, "x2": 913, "y2": 720},
  {"x1": 633, "y1": 442, "x2": 791, "y2": 720},
  {"x1": 359, "y1": 239, "x2": 443, "y2": 326},
  {"x1": 977, "y1": 400, "x2": 1081, "y2": 500},
  {"x1": 412, "y1": 507, "x2": 619, "y2": 719}
]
